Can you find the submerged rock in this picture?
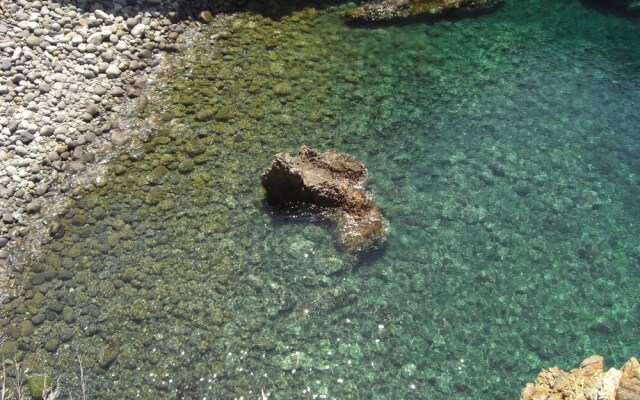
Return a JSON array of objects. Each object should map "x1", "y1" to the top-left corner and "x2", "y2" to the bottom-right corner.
[
  {"x1": 261, "y1": 145, "x2": 387, "y2": 259},
  {"x1": 520, "y1": 355, "x2": 640, "y2": 400},
  {"x1": 27, "y1": 374, "x2": 52, "y2": 399},
  {"x1": 342, "y1": 0, "x2": 504, "y2": 22}
]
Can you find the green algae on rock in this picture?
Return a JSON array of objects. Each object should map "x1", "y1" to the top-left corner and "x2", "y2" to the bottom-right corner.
[
  {"x1": 27, "y1": 374, "x2": 52, "y2": 399},
  {"x1": 342, "y1": 0, "x2": 504, "y2": 21}
]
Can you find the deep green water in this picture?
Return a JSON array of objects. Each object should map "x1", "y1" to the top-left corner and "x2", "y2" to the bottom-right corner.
[{"x1": 3, "y1": 0, "x2": 640, "y2": 398}]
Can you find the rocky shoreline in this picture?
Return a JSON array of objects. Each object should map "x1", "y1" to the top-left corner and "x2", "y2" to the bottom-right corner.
[
  {"x1": 520, "y1": 355, "x2": 640, "y2": 400},
  {"x1": 0, "y1": 0, "x2": 213, "y2": 287}
]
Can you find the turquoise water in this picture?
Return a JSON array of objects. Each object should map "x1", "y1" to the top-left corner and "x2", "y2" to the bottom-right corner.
[{"x1": 2, "y1": 0, "x2": 640, "y2": 398}]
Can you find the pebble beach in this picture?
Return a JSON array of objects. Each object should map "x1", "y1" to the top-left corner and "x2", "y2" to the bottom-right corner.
[{"x1": 0, "y1": 0, "x2": 197, "y2": 281}]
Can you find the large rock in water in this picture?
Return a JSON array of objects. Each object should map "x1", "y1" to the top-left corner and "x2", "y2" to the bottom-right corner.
[
  {"x1": 341, "y1": 0, "x2": 504, "y2": 22},
  {"x1": 520, "y1": 355, "x2": 640, "y2": 400},
  {"x1": 261, "y1": 145, "x2": 387, "y2": 258}
]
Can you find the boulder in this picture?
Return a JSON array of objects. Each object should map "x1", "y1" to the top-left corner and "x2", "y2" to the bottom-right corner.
[
  {"x1": 617, "y1": 358, "x2": 640, "y2": 400},
  {"x1": 341, "y1": 0, "x2": 504, "y2": 22},
  {"x1": 519, "y1": 355, "x2": 640, "y2": 400},
  {"x1": 261, "y1": 145, "x2": 387, "y2": 259}
]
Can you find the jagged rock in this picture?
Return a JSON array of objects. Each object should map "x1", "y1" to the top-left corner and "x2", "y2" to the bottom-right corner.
[
  {"x1": 519, "y1": 355, "x2": 640, "y2": 400},
  {"x1": 341, "y1": 0, "x2": 504, "y2": 22},
  {"x1": 261, "y1": 145, "x2": 387, "y2": 258},
  {"x1": 618, "y1": 358, "x2": 640, "y2": 400}
]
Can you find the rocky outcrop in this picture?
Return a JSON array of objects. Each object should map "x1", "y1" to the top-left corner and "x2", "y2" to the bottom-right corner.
[
  {"x1": 341, "y1": 0, "x2": 503, "y2": 22},
  {"x1": 520, "y1": 355, "x2": 640, "y2": 400},
  {"x1": 261, "y1": 145, "x2": 387, "y2": 259},
  {"x1": 618, "y1": 358, "x2": 640, "y2": 400}
]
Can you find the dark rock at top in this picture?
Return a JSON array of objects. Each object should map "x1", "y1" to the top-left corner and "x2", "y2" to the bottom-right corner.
[
  {"x1": 262, "y1": 145, "x2": 388, "y2": 259},
  {"x1": 342, "y1": 0, "x2": 504, "y2": 22},
  {"x1": 600, "y1": 0, "x2": 640, "y2": 10}
]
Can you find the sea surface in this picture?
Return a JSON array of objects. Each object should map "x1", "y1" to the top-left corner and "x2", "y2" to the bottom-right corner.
[{"x1": 2, "y1": 0, "x2": 640, "y2": 398}]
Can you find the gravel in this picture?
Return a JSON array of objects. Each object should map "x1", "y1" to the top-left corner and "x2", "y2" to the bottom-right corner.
[{"x1": 0, "y1": 0, "x2": 208, "y2": 285}]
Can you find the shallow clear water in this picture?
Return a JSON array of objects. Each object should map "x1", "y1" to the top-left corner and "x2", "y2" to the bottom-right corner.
[{"x1": 2, "y1": 0, "x2": 640, "y2": 398}]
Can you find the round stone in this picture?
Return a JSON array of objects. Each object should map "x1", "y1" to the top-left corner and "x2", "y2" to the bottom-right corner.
[
  {"x1": 25, "y1": 201, "x2": 41, "y2": 214},
  {"x1": 110, "y1": 131, "x2": 126, "y2": 146},
  {"x1": 105, "y1": 64, "x2": 121, "y2": 79},
  {"x1": 131, "y1": 24, "x2": 146, "y2": 38},
  {"x1": 86, "y1": 32, "x2": 103, "y2": 45},
  {"x1": 86, "y1": 103, "x2": 100, "y2": 117},
  {"x1": 25, "y1": 35, "x2": 42, "y2": 48}
]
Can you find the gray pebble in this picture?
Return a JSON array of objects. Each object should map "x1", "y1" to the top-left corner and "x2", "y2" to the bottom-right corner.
[
  {"x1": 86, "y1": 103, "x2": 100, "y2": 117},
  {"x1": 110, "y1": 131, "x2": 126, "y2": 146},
  {"x1": 86, "y1": 32, "x2": 103, "y2": 45},
  {"x1": 34, "y1": 183, "x2": 48, "y2": 196},
  {"x1": 94, "y1": 86, "x2": 108, "y2": 96},
  {"x1": 126, "y1": 17, "x2": 138, "y2": 29},
  {"x1": 105, "y1": 64, "x2": 121, "y2": 79},
  {"x1": 26, "y1": 201, "x2": 41, "y2": 214},
  {"x1": 40, "y1": 126, "x2": 54, "y2": 136},
  {"x1": 133, "y1": 78, "x2": 147, "y2": 89},
  {"x1": 94, "y1": 10, "x2": 111, "y2": 21},
  {"x1": 8, "y1": 121, "x2": 18, "y2": 133},
  {"x1": 110, "y1": 86, "x2": 124, "y2": 97},
  {"x1": 2, "y1": 213, "x2": 14, "y2": 224},
  {"x1": 24, "y1": 92, "x2": 37, "y2": 102},
  {"x1": 131, "y1": 24, "x2": 146, "y2": 38},
  {"x1": 72, "y1": 146, "x2": 83, "y2": 160},
  {"x1": 19, "y1": 132, "x2": 34, "y2": 143},
  {"x1": 25, "y1": 35, "x2": 42, "y2": 48},
  {"x1": 138, "y1": 49, "x2": 152, "y2": 59},
  {"x1": 14, "y1": 146, "x2": 28, "y2": 156}
]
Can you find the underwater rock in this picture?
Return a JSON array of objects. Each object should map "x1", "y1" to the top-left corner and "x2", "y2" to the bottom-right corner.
[
  {"x1": 99, "y1": 342, "x2": 120, "y2": 369},
  {"x1": 27, "y1": 374, "x2": 52, "y2": 399},
  {"x1": 341, "y1": 0, "x2": 504, "y2": 22},
  {"x1": 261, "y1": 145, "x2": 387, "y2": 258},
  {"x1": 519, "y1": 355, "x2": 640, "y2": 400}
]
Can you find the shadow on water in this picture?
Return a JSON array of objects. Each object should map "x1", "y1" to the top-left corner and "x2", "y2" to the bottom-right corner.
[{"x1": 261, "y1": 200, "x2": 388, "y2": 268}]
